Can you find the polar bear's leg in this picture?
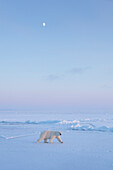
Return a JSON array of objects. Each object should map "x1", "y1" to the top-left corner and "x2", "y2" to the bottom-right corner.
[
  {"x1": 37, "y1": 136, "x2": 45, "y2": 143},
  {"x1": 56, "y1": 136, "x2": 63, "y2": 143},
  {"x1": 37, "y1": 132, "x2": 47, "y2": 143},
  {"x1": 50, "y1": 136, "x2": 55, "y2": 143},
  {"x1": 37, "y1": 136, "x2": 44, "y2": 143},
  {"x1": 44, "y1": 138, "x2": 48, "y2": 143}
]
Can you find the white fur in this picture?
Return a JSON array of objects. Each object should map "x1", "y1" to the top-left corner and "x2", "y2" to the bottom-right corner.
[{"x1": 37, "y1": 131, "x2": 63, "y2": 143}]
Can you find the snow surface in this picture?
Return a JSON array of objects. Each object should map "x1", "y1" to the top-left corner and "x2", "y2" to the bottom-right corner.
[{"x1": 0, "y1": 111, "x2": 113, "y2": 170}]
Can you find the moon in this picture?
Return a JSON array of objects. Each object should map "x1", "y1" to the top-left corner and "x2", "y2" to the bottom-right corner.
[{"x1": 42, "y1": 22, "x2": 46, "y2": 27}]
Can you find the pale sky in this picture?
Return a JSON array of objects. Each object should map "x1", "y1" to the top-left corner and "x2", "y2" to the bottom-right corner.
[{"x1": 0, "y1": 0, "x2": 113, "y2": 113}]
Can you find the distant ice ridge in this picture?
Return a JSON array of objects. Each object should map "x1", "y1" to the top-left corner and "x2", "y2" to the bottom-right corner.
[
  {"x1": 0, "y1": 120, "x2": 60, "y2": 125},
  {"x1": 0, "y1": 119, "x2": 80, "y2": 125},
  {"x1": 58, "y1": 119, "x2": 113, "y2": 133},
  {"x1": 0, "y1": 119, "x2": 113, "y2": 133},
  {"x1": 70, "y1": 124, "x2": 113, "y2": 132},
  {"x1": 58, "y1": 120, "x2": 80, "y2": 124}
]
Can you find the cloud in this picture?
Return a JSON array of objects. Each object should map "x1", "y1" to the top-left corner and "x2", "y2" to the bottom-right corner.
[
  {"x1": 46, "y1": 74, "x2": 60, "y2": 81},
  {"x1": 105, "y1": 0, "x2": 113, "y2": 2},
  {"x1": 67, "y1": 67, "x2": 90, "y2": 75},
  {"x1": 46, "y1": 66, "x2": 90, "y2": 81},
  {"x1": 101, "y1": 84, "x2": 113, "y2": 89}
]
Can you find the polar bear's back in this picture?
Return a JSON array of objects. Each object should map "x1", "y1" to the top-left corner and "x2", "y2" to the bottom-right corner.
[{"x1": 40, "y1": 131, "x2": 59, "y2": 139}]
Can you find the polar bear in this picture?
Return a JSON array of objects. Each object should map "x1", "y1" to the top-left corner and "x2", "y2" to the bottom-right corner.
[{"x1": 37, "y1": 130, "x2": 63, "y2": 143}]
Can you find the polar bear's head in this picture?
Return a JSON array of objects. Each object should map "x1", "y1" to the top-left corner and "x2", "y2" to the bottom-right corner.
[
  {"x1": 59, "y1": 131, "x2": 62, "y2": 135},
  {"x1": 56, "y1": 131, "x2": 62, "y2": 136}
]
